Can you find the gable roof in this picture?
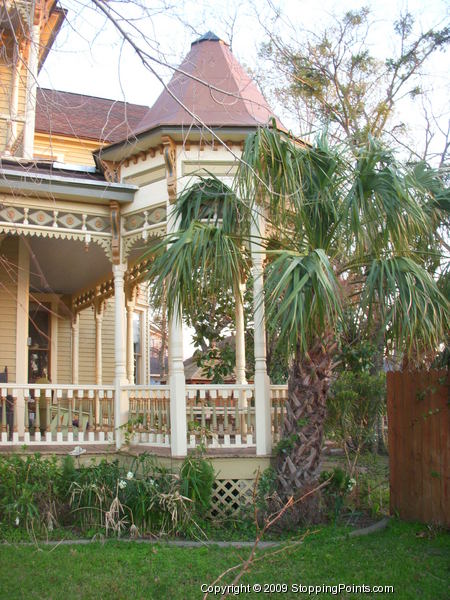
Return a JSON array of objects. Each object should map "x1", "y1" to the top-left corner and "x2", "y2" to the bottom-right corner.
[
  {"x1": 35, "y1": 88, "x2": 149, "y2": 144},
  {"x1": 132, "y1": 33, "x2": 282, "y2": 136}
]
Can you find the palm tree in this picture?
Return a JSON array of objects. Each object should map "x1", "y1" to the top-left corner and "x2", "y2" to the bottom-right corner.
[
  {"x1": 146, "y1": 130, "x2": 449, "y2": 497},
  {"x1": 147, "y1": 176, "x2": 249, "y2": 324}
]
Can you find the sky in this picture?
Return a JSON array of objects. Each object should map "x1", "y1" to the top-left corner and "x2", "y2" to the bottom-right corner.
[
  {"x1": 37, "y1": 0, "x2": 449, "y2": 358},
  {"x1": 39, "y1": 0, "x2": 449, "y2": 126}
]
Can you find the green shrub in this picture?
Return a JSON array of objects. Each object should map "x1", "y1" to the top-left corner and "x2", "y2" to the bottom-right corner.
[
  {"x1": 179, "y1": 450, "x2": 215, "y2": 513},
  {"x1": 0, "y1": 452, "x2": 211, "y2": 540},
  {"x1": 320, "y1": 467, "x2": 356, "y2": 523},
  {"x1": 256, "y1": 467, "x2": 277, "y2": 509},
  {"x1": 326, "y1": 371, "x2": 386, "y2": 457},
  {"x1": 0, "y1": 454, "x2": 63, "y2": 534}
]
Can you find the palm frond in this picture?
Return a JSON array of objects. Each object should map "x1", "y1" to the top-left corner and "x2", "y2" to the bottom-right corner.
[
  {"x1": 264, "y1": 248, "x2": 343, "y2": 356},
  {"x1": 361, "y1": 256, "x2": 449, "y2": 357},
  {"x1": 344, "y1": 138, "x2": 432, "y2": 256},
  {"x1": 238, "y1": 127, "x2": 345, "y2": 251},
  {"x1": 145, "y1": 222, "x2": 248, "y2": 320},
  {"x1": 175, "y1": 175, "x2": 249, "y2": 236}
]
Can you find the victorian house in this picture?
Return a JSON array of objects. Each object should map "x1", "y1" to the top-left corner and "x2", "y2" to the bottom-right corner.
[{"x1": 0, "y1": 1, "x2": 288, "y2": 498}]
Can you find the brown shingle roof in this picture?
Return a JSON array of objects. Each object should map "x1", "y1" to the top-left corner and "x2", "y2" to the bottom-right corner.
[
  {"x1": 35, "y1": 88, "x2": 149, "y2": 143},
  {"x1": 132, "y1": 34, "x2": 282, "y2": 136}
]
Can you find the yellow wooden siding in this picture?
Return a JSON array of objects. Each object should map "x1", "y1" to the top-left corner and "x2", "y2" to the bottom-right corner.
[
  {"x1": 34, "y1": 133, "x2": 100, "y2": 166},
  {"x1": 57, "y1": 316, "x2": 72, "y2": 383},
  {"x1": 0, "y1": 237, "x2": 18, "y2": 380},
  {"x1": 78, "y1": 307, "x2": 95, "y2": 383},
  {"x1": 0, "y1": 63, "x2": 12, "y2": 113},
  {"x1": 17, "y1": 69, "x2": 27, "y2": 118},
  {"x1": 0, "y1": 121, "x2": 7, "y2": 152},
  {"x1": 0, "y1": 58, "x2": 27, "y2": 151},
  {"x1": 77, "y1": 300, "x2": 116, "y2": 384},
  {"x1": 0, "y1": 63, "x2": 13, "y2": 150}
]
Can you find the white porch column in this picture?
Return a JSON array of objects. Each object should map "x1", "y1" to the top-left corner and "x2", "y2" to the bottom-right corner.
[
  {"x1": 251, "y1": 209, "x2": 272, "y2": 455},
  {"x1": 71, "y1": 314, "x2": 79, "y2": 384},
  {"x1": 50, "y1": 299, "x2": 58, "y2": 384},
  {"x1": 235, "y1": 283, "x2": 248, "y2": 435},
  {"x1": 235, "y1": 283, "x2": 247, "y2": 385},
  {"x1": 168, "y1": 307, "x2": 187, "y2": 457},
  {"x1": 113, "y1": 263, "x2": 128, "y2": 449},
  {"x1": 95, "y1": 309, "x2": 103, "y2": 385},
  {"x1": 15, "y1": 238, "x2": 29, "y2": 437},
  {"x1": 166, "y1": 202, "x2": 187, "y2": 457},
  {"x1": 94, "y1": 302, "x2": 104, "y2": 440}
]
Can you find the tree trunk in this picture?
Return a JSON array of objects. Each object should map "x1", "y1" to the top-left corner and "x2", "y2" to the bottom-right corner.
[{"x1": 276, "y1": 338, "x2": 335, "y2": 497}]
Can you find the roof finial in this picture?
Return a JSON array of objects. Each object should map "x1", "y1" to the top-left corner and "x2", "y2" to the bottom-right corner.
[{"x1": 191, "y1": 31, "x2": 224, "y2": 46}]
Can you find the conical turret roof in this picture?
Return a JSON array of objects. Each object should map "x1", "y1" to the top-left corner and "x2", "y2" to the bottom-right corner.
[{"x1": 132, "y1": 33, "x2": 282, "y2": 135}]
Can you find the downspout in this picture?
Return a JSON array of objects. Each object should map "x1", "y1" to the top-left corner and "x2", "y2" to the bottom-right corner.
[{"x1": 23, "y1": 0, "x2": 40, "y2": 159}]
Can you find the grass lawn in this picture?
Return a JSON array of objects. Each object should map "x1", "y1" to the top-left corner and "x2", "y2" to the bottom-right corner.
[{"x1": 0, "y1": 520, "x2": 448, "y2": 599}]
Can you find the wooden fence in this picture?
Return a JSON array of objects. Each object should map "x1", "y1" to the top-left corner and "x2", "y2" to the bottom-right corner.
[{"x1": 387, "y1": 370, "x2": 449, "y2": 526}]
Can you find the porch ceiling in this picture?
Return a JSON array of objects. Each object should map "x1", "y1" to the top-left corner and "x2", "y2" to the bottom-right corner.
[{"x1": 28, "y1": 237, "x2": 111, "y2": 295}]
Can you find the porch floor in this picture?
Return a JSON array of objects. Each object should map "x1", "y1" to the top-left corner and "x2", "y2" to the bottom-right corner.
[{"x1": 0, "y1": 443, "x2": 259, "y2": 458}]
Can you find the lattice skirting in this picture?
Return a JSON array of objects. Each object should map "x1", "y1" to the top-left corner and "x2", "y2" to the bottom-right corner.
[{"x1": 210, "y1": 478, "x2": 255, "y2": 518}]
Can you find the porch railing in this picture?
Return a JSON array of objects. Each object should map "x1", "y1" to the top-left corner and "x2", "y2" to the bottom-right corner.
[
  {"x1": 0, "y1": 384, "x2": 115, "y2": 445},
  {"x1": 270, "y1": 384, "x2": 288, "y2": 444},
  {"x1": 123, "y1": 385, "x2": 171, "y2": 447},
  {"x1": 0, "y1": 382, "x2": 289, "y2": 451},
  {"x1": 186, "y1": 384, "x2": 256, "y2": 449}
]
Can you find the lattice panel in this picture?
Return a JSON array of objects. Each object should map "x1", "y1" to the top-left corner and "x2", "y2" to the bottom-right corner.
[{"x1": 210, "y1": 479, "x2": 254, "y2": 518}]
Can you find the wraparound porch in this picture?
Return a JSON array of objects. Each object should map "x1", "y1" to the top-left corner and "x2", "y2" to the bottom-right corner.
[
  {"x1": 0, "y1": 383, "x2": 288, "y2": 456},
  {"x1": 1, "y1": 161, "x2": 278, "y2": 459}
]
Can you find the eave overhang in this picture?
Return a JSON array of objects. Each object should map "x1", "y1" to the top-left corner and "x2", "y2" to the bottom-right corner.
[
  {"x1": 0, "y1": 168, "x2": 137, "y2": 204},
  {"x1": 38, "y1": 5, "x2": 67, "y2": 72},
  {"x1": 94, "y1": 125, "x2": 269, "y2": 166}
]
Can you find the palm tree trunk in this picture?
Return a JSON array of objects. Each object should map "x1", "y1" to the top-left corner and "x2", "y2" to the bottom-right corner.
[{"x1": 276, "y1": 338, "x2": 335, "y2": 497}]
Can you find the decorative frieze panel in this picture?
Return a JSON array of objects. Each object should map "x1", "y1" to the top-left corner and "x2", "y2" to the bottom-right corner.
[
  {"x1": 123, "y1": 224, "x2": 166, "y2": 258},
  {"x1": 0, "y1": 206, "x2": 24, "y2": 223},
  {"x1": 28, "y1": 210, "x2": 54, "y2": 226},
  {"x1": 0, "y1": 201, "x2": 113, "y2": 258},
  {"x1": 122, "y1": 204, "x2": 167, "y2": 259},
  {"x1": 0, "y1": 225, "x2": 113, "y2": 259},
  {"x1": 123, "y1": 165, "x2": 166, "y2": 187},
  {"x1": 123, "y1": 205, "x2": 166, "y2": 232},
  {"x1": 0, "y1": 203, "x2": 112, "y2": 233}
]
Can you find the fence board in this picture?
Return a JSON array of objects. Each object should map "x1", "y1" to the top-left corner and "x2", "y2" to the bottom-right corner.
[
  {"x1": 387, "y1": 372, "x2": 397, "y2": 512},
  {"x1": 411, "y1": 371, "x2": 424, "y2": 522},
  {"x1": 387, "y1": 370, "x2": 449, "y2": 526},
  {"x1": 421, "y1": 371, "x2": 433, "y2": 523}
]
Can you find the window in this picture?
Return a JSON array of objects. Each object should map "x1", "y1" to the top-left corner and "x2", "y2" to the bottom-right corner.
[
  {"x1": 133, "y1": 312, "x2": 142, "y2": 384},
  {"x1": 28, "y1": 302, "x2": 51, "y2": 381}
]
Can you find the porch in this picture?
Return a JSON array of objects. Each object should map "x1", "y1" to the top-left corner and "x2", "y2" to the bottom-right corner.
[
  {"x1": 0, "y1": 382, "x2": 288, "y2": 456},
  {"x1": 0, "y1": 158, "x2": 279, "y2": 461}
]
